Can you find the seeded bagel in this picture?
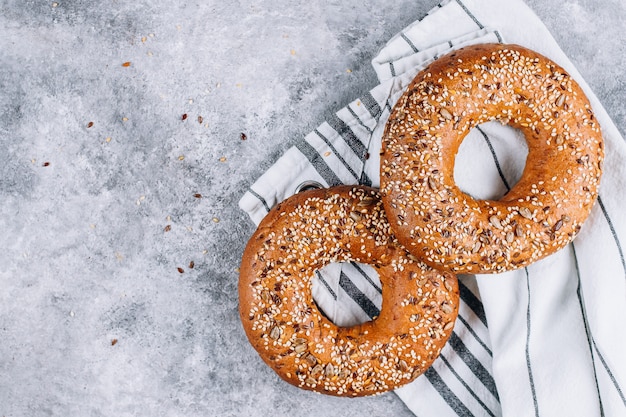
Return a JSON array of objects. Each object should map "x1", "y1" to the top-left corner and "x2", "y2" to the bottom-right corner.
[
  {"x1": 380, "y1": 43, "x2": 604, "y2": 274},
  {"x1": 239, "y1": 186, "x2": 459, "y2": 397}
]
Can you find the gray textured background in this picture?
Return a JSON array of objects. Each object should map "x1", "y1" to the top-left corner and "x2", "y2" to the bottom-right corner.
[{"x1": 0, "y1": 1, "x2": 624, "y2": 416}]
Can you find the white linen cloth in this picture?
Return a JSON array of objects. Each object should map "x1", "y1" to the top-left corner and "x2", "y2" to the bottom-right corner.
[{"x1": 239, "y1": 0, "x2": 626, "y2": 415}]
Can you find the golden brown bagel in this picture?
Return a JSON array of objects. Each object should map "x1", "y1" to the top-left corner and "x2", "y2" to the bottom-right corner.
[
  {"x1": 239, "y1": 186, "x2": 459, "y2": 396},
  {"x1": 380, "y1": 43, "x2": 603, "y2": 274}
]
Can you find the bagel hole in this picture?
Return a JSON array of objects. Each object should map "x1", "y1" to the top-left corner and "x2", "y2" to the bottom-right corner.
[
  {"x1": 310, "y1": 261, "x2": 382, "y2": 328},
  {"x1": 453, "y1": 121, "x2": 528, "y2": 200}
]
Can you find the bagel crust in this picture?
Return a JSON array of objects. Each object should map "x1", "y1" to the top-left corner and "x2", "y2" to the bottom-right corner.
[
  {"x1": 239, "y1": 186, "x2": 459, "y2": 397},
  {"x1": 380, "y1": 44, "x2": 604, "y2": 274}
]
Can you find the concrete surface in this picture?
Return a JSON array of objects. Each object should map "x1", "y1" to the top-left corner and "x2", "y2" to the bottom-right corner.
[{"x1": 0, "y1": 0, "x2": 624, "y2": 416}]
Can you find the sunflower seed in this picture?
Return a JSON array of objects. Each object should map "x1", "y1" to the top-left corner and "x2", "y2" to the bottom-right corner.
[
  {"x1": 519, "y1": 207, "x2": 533, "y2": 219},
  {"x1": 472, "y1": 241, "x2": 482, "y2": 253},
  {"x1": 555, "y1": 134, "x2": 564, "y2": 145},
  {"x1": 304, "y1": 353, "x2": 318, "y2": 366},
  {"x1": 294, "y1": 343, "x2": 307, "y2": 354},
  {"x1": 269, "y1": 326, "x2": 281, "y2": 340},
  {"x1": 444, "y1": 321, "x2": 455, "y2": 331},
  {"x1": 506, "y1": 231, "x2": 515, "y2": 243},
  {"x1": 440, "y1": 108, "x2": 453, "y2": 120},
  {"x1": 398, "y1": 360, "x2": 409, "y2": 372},
  {"x1": 311, "y1": 364, "x2": 324, "y2": 377},
  {"x1": 553, "y1": 219, "x2": 563, "y2": 231},
  {"x1": 556, "y1": 93, "x2": 566, "y2": 107},
  {"x1": 515, "y1": 224, "x2": 524, "y2": 237},
  {"x1": 357, "y1": 196, "x2": 376, "y2": 207},
  {"x1": 489, "y1": 215, "x2": 503, "y2": 229},
  {"x1": 441, "y1": 302, "x2": 453, "y2": 314},
  {"x1": 428, "y1": 177, "x2": 437, "y2": 190},
  {"x1": 324, "y1": 363, "x2": 335, "y2": 378},
  {"x1": 349, "y1": 211, "x2": 362, "y2": 222},
  {"x1": 305, "y1": 377, "x2": 317, "y2": 385}
]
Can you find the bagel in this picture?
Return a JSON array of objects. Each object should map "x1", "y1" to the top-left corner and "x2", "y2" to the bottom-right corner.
[
  {"x1": 380, "y1": 43, "x2": 603, "y2": 274},
  {"x1": 239, "y1": 186, "x2": 459, "y2": 396}
]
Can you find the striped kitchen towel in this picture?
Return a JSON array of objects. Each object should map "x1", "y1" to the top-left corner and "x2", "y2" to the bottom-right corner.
[{"x1": 239, "y1": 0, "x2": 626, "y2": 416}]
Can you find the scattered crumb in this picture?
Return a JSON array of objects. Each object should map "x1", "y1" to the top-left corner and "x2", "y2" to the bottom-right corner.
[
  {"x1": 122, "y1": 62, "x2": 131, "y2": 67},
  {"x1": 181, "y1": 113, "x2": 188, "y2": 121},
  {"x1": 52, "y1": 2, "x2": 58, "y2": 7},
  {"x1": 111, "y1": 339, "x2": 118, "y2": 346},
  {"x1": 164, "y1": 225, "x2": 171, "y2": 232},
  {"x1": 147, "y1": 51, "x2": 153, "y2": 57},
  {"x1": 346, "y1": 69, "x2": 352, "y2": 73},
  {"x1": 212, "y1": 217, "x2": 220, "y2": 223},
  {"x1": 193, "y1": 193, "x2": 202, "y2": 199},
  {"x1": 219, "y1": 156, "x2": 226, "y2": 162},
  {"x1": 122, "y1": 117, "x2": 128, "y2": 122},
  {"x1": 178, "y1": 155, "x2": 185, "y2": 161},
  {"x1": 290, "y1": 49, "x2": 296, "y2": 55},
  {"x1": 69, "y1": 310, "x2": 75, "y2": 317},
  {"x1": 141, "y1": 36, "x2": 147, "y2": 43},
  {"x1": 240, "y1": 133, "x2": 247, "y2": 141},
  {"x1": 189, "y1": 261, "x2": 195, "y2": 269},
  {"x1": 177, "y1": 267, "x2": 184, "y2": 274},
  {"x1": 105, "y1": 137, "x2": 112, "y2": 143},
  {"x1": 42, "y1": 162, "x2": 50, "y2": 167},
  {"x1": 202, "y1": 249, "x2": 208, "y2": 255},
  {"x1": 323, "y1": 151, "x2": 331, "y2": 157},
  {"x1": 87, "y1": 121, "x2": 94, "y2": 128},
  {"x1": 197, "y1": 116, "x2": 203, "y2": 124}
]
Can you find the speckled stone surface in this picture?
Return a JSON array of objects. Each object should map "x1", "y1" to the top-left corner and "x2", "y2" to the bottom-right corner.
[{"x1": 0, "y1": 1, "x2": 624, "y2": 416}]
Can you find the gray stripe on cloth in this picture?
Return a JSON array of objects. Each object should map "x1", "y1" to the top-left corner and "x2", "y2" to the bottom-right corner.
[
  {"x1": 592, "y1": 338, "x2": 626, "y2": 407},
  {"x1": 572, "y1": 243, "x2": 606, "y2": 416},
  {"x1": 459, "y1": 281, "x2": 488, "y2": 327},
  {"x1": 400, "y1": 32, "x2": 420, "y2": 53},
  {"x1": 456, "y1": 314, "x2": 493, "y2": 357},
  {"x1": 248, "y1": 188, "x2": 271, "y2": 212},
  {"x1": 349, "y1": 262, "x2": 382, "y2": 294},
  {"x1": 389, "y1": 61, "x2": 396, "y2": 77},
  {"x1": 439, "y1": 354, "x2": 497, "y2": 417},
  {"x1": 346, "y1": 106, "x2": 373, "y2": 134},
  {"x1": 325, "y1": 113, "x2": 368, "y2": 161},
  {"x1": 315, "y1": 271, "x2": 337, "y2": 300},
  {"x1": 339, "y1": 271, "x2": 380, "y2": 319},
  {"x1": 524, "y1": 267, "x2": 540, "y2": 417},
  {"x1": 448, "y1": 332, "x2": 499, "y2": 400},
  {"x1": 425, "y1": 366, "x2": 476, "y2": 417},
  {"x1": 476, "y1": 125, "x2": 512, "y2": 191},
  {"x1": 359, "y1": 91, "x2": 383, "y2": 119},
  {"x1": 596, "y1": 196, "x2": 626, "y2": 278},
  {"x1": 455, "y1": 0, "x2": 484, "y2": 29},
  {"x1": 295, "y1": 140, "x2": 341, "y2": 186},
  {"x1": 313, "y1": 128, "x2": 360, "y2": 181}
]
